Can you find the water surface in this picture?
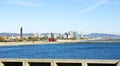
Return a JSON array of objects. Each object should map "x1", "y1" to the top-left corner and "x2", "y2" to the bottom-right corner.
[{"x1": 0, "y1": 43, "x2": 120, "y2": 59}]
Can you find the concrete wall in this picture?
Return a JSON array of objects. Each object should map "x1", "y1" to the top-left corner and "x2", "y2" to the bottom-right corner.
[{"x1": 0, "y1": 59, "x2": 120, "y2": 66}]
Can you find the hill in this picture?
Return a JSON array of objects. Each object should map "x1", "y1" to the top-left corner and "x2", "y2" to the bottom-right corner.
[
  {"x1": 0, "y1": 32, "x2": 34, "y2": 36},
  {"x1": 87, "y1": 33, "x2": 120, "y2": 39}
]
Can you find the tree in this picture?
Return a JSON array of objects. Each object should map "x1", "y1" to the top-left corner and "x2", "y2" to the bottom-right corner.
[
  {"x1": 0, "y1": 37, "x2": 5, "y2": 42},
  {"x1": 40, "y1": 37, "x2": 48, "y2": 41}
]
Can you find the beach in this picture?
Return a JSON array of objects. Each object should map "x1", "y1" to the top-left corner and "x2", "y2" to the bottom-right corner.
[
  {"x1": 0, "y1": 40, "x2": 84, "y2": 46},
  {"x1": 0, "y1": 41, "x2": 60, "y2": 46},
  {"x1": 0, "y1": 40, "x2": 119, "y2": 46}
]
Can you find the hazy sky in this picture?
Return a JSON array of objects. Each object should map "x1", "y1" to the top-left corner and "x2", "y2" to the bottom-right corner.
[{"x1": 0, "y1": 0, "x2": 120, "y2": 34}]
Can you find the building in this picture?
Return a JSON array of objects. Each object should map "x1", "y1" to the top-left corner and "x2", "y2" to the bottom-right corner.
[
  {"x1": 34, "y1": 33, "x2": 39, "y2": 37},
  {"x1": 64, "y1": 32, "x2": 69, "y2": 38},
  {"x1": 68, "y1": 31, "x2": 77, "y2": 38},
  {"x1": 20, "y1": 27, "x2": 23, "y2": 40}
]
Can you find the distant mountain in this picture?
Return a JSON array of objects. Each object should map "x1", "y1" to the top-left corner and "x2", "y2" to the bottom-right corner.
[
  {"x1": 87, "y1": 33, "x2": 120, "y2": 39},
  {"x1": 0, "y1": 32, "x2": 34, "y2": 36}
]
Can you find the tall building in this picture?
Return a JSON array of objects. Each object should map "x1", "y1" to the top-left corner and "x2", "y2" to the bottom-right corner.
[
  {"x1": 51, "y1": 32, "x2": 54, "y2": 38},
  {"x1": 34, "y1": 33, "x2": 39, "y2": 37},
  {"x1": 64, "y1": 32, "x2": 68, "y2": 38},
  {"x1": 80, "y1": 32, "x2": 84, "y2": 38},
  {"x1": 68, "y1": 31, "x2": 77, "y2": 38},
  {"x1": 20, "y1": 27, "x2": 23, "y2": 39}
]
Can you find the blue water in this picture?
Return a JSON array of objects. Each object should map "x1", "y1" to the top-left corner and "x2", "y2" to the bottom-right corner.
[{"x1": 0, "y1": 43, "x2": 120, "y2": 59}]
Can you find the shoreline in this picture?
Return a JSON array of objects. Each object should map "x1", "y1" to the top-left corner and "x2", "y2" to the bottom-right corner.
[
  {"x1": 0, "y1": 40, "x2": 120, "y2": 47},
  {"x1": 0, "y1": 41, "x2": 60, "y2": 46}
]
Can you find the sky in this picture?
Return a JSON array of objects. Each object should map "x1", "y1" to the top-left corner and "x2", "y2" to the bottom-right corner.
[{"x1": 0, "y1": 0, "x2": 120, "y2": 34}]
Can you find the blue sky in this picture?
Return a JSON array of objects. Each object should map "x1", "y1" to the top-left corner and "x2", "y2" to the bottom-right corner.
[{"x1": 0, "y1": 0, "x2": 120, "y2": 34}]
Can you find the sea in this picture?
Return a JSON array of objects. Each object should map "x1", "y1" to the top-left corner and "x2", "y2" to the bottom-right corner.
[{"x1": 0, "y1": 43, "x2": 120, "y2": 60}]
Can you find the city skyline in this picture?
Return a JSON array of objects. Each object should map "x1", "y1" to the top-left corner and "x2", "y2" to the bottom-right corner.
[{"x1": 0, "y1": 0, "x2": 120, "y2": 35}]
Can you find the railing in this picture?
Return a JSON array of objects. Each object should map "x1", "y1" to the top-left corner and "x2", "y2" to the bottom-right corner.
[{"x1": 0, "y1": 59, "x2": 120, "y2": 66}]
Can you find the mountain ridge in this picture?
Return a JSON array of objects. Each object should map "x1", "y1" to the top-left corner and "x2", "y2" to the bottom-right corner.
[
  {"x1": 0, "y1": 32, "x2": 34, "y2": 36},
  {"x1": 87, "y1": 33, "x2": 120, "y2": 38}
]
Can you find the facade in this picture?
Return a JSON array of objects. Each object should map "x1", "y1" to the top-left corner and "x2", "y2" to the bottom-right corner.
[
  {"x1": 34, "y1": 33, "x2": 39, "y2": 37},
  {"x1": 68, "y1": 31, "x2": 77, "y2": 38},
  {"x1": 64, "y1": 32, "x2": 69, "y2": 38}
]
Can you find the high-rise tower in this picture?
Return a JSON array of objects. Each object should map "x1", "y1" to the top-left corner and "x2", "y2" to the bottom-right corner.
[
  {"x1": 20, "y1": 27, "x2": 23, "y2": 39},
  {"x1": 51, "y1": 32, "x2": 54, "y2": 38}
]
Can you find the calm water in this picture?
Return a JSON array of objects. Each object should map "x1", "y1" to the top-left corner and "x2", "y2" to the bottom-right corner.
[{"x1": 0, "y1": 43, "x2": 120, "y2": 59}]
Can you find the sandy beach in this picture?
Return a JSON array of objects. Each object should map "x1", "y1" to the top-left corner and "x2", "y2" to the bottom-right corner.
[
  {"x1": 0, "y1": 39, "x2": 86, "y2": 46},
  {"x1": 0, "y1": 40, "x2": 119, "y2": 46},
  {"x1": 0, "y1": 40, "x2": 77, "y2": 46},
  {"x1": 0, "y1": 41, "x2": 62, "y2": 46}
]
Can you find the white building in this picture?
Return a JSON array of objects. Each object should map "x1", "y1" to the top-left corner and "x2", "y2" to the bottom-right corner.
[
  {"x1": 34, "y1": 33, "x2": 39, "y2": 37},
  {"x1": 68, "y1": 31, "x2": 77, "y2": 38}
]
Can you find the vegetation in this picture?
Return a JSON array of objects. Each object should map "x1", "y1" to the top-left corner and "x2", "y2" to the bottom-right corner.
[
  {"x1": 28, "y1": 37, "x2": 40, "y2": 41},
  {"x1": 39, "y1": 37, "x2": 48, "y2": 41},
  {"x1": 13, "y1": 38, "x2": 23, "y2": 42},
  {"x1": 0, "y1": 36, "x2": 5, "y2": 42},
  {"x1": 59, "y1": 38, "x2": 76, "y2": 40}
]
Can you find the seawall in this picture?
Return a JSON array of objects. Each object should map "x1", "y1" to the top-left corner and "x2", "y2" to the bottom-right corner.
[{"x1": 0, "y1": 59, "x2": 120, "y2": 66}]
